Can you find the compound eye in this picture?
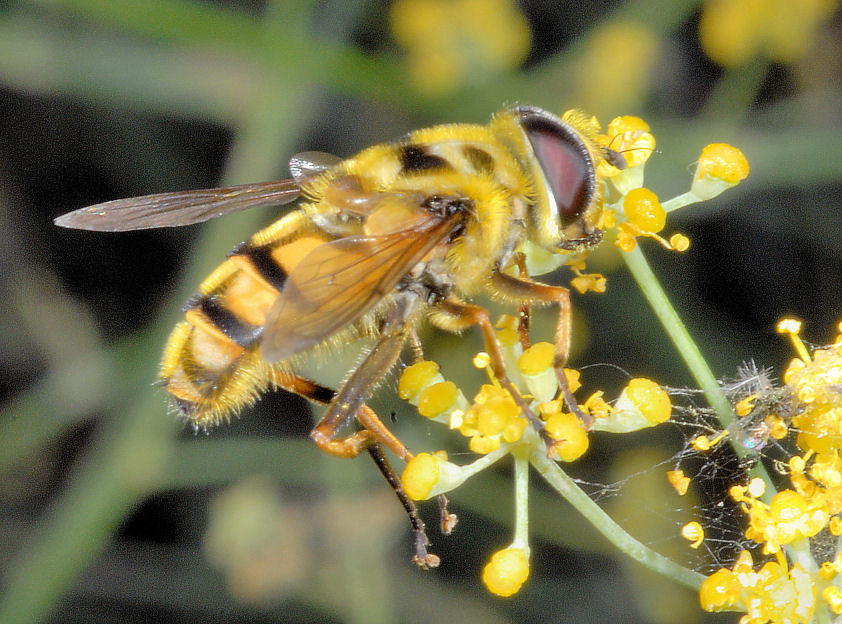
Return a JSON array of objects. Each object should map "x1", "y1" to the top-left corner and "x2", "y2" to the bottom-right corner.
[{"x1": 523, "y1": 118, "x2": 594, "y2": 227}]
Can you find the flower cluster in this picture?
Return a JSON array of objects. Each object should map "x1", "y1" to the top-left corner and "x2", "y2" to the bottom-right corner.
[
  {"x1": 567, "y1": 114, "x2": 746, "y2": 294},
  {"x1": 699, "y1": 0, "x2": 840, "y2": 67},
  {"x1": 399, "y1": 338, "x2": 672, "y2": 596},
  {"x1": 696, "y1": 319, "x2": 842, "y2": 622},
  {"x1": 389, "y1": 0, "x2": 531, "y2": 95}
]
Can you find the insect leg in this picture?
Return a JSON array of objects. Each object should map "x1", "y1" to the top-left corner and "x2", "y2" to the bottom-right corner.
[
  {"x1": 435, "y1": 299, "x2": 546, "y2": 434},
  {"x1": 366, "y1": 443, "x2": 440, "y2": 569},
  {"x1": 309, "y1": 324, "x2": 411, "y2": 458},
  {"x1": 489, "y1": 270, "x2": 592, "y2": 428},
  {"x1": 408, "y1": 328, "x2": 425, "y2": 364},
  {"x1": 276, "y1": 368, "x2": 441, "y2": 567},
  {"x1": 512, "y1": 253, "x2": 532, "y2": 350}
]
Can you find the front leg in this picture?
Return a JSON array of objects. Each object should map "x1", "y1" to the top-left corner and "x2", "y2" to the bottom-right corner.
[
  {"x1": 433, "y1": 298, "x2": 547, "y2": 435},
  {"x1": 489, "y1": 270, "x2": 592, "y2": 428}
]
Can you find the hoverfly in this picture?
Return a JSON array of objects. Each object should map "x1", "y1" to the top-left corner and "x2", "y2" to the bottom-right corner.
[{"x1": 56, "y1": 106, "x2": 623, "y2": 566}]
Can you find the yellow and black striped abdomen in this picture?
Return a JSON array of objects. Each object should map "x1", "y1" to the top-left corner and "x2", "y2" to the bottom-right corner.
[{"x1": 160, "y1": 210, "x2": 335, "y2": 427}]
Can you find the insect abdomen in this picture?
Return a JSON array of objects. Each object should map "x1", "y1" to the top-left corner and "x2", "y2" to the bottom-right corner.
[{"x1": 160, "y1": 211, "x2": 333, "y2": 426}]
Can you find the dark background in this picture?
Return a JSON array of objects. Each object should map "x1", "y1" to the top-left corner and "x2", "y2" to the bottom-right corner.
[{"x1": 1, "y1": 1, "x2": 841, "y2": 622}]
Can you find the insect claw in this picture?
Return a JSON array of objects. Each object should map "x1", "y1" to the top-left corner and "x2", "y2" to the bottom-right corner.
[{"x1": 412, "y1": 530, "x2": 441, "y2": 569}]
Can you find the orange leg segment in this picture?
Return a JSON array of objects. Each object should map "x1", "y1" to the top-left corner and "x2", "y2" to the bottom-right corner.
[
  {"x1": 490, "y1": 271, "x2": 593, "y2": 428},
  {"x1": 275, "y1": 354, "x2": 441, "y2": 566},
  {"x1": 437, "y1": 299, "x2": 547, "y2": 435}
]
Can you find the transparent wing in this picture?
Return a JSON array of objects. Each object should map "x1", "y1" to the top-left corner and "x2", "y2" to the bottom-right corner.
[
  {"x1": 54, "y1": 179, "x2": 301, "y2": 232},
  {"x1": 288, "y1": 151, "x2": 341, "y2": 186},
  {"x1": 260, "y1": 210, "x2": 459, "y2": 362}
]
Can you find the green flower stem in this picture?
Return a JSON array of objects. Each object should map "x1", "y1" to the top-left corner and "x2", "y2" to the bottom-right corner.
[
  {"x1": 622, "y1": 246, "x2": 733, "y2": 426},
  {"x1": 456, "y1": 445, "x2": 512, "y2": 481},
  {"x1": 661, "y1": 192, "x2": 701, "y2": 214},
  {"x1": 511, "y1": 447, "x2": 531, "y2": 555},
  {"x1": 530, "y1": 449, "x2": 705, "y2": 591}
]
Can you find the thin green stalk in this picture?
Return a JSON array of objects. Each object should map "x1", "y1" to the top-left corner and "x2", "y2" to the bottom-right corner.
[
  {"x1": 511, "y1": 448, "x2": 530, "y2": 553},
  {"x1": 622, "y1": 245, "x2": 734, "y2": 428},
  {"x1": 530, "y1": 449, "x2": 705, "y2": 591}
]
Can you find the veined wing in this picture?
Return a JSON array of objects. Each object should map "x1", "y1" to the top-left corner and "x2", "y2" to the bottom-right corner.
[
  {"x1": 54, "y1": 179, "x2": 301, "y2": 232},
  {"x1": 260, "y1": 209, "x2": 460, "y2": 362}
]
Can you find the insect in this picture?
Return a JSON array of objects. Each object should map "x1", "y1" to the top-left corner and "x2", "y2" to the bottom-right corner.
[{"x1": 56, "y1": 106, "x2": 623, "y2": 566}]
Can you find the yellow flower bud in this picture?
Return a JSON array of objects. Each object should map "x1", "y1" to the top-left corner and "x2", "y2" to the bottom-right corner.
[
  {"x1": 482, "y1": 547, "x2": 530, "y2": 597},
  {"x1": 402, "y1": 453, "x2": 440, "y2": 500},
  {"x1": 592, "y1": 378, "x2": 670, "y2": 433},
  {"x1": 417, "y1": 381, "x2": 460, "y2": 418},
  {"x1": 691, "y1": 144, "x2": 749, "y2": 200},
  {"x1": 623, "y1": 187, "x2": 665, "y2": 233},
  {"x1": 399, "y1": 361, "x2": 443, "y2": 402},
  {"x1": 699, "y1": 569, "x2": 741, "y2": 611},
  {"x1": 544, "y1": 412, "x2": 589, "y2": 461}
]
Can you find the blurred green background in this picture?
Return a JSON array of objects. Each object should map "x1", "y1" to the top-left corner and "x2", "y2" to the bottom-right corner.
[{"x1": 1, "y1": 0, "x2": 841, "y2": 622}]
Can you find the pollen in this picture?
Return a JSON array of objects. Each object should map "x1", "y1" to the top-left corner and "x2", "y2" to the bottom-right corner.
[
  {"x1": 777, "y1": 317, "x2": 812, "y2": 364},
  {"x1": 623, "y1": 188, "x2": 665, "y2": 233},
  {"x1": 667, "y1": 469, "x2": 690, "y2": 495},
  {"x1": 777, "y1": 318, "x2": 803, "y2": 335},
  {"x1": 747, "y1": 477, "x2": 766, "y2": 498},
  {"x1": 691, "y1": 144, "x2": 750, "y2": 200},
  {"x1": 668, "y1": 233, "x2": 690, "y2": 251},
  {"x1": 697, "y1": 144, "x2": 750, "y2": 183},
  {"x1": 502, "y1": 417, "x2": 528, "y2": 443},
  {"x1": 625, "y1": 378, "x2": 671, "y2": 425},
  {"x1": 470, "y1": 435, "x2": 501, "y2": 454},
  {"x1": 461, "y1": 383, "x2": 524, "y2": 449},
  {"x1": 518, "y1": 342, "x2": 554, "y2": 375},
  {"x1": 823, "y1": 586, "x2": 842, "y2": 615},
  {"x1": 692, "y1": 435, "x2": 712, "y2": 452},
  {"x1": 700, "y1": 549, "x2": 818, "y2": 621},
  {"x1": 595, "y1": 378, "x2": 671, "y2": 433},
  {"x1": 699, "y1": 568, "x2": 741, "y2": 611},
  {"x1": 735, "y1": 394, "x2": 757, "y2": 417},
  {"x1": 517, "y1": 342, "x2": 559, "y2": 402},
  {"x1": 473, "y1": 352, "x2": 492, "y2": 369},
  {"x1": 604, "y1": 116, "x2": 656, "y2": 169},
  {"x1": 482, "y1": 547, "x2": 530, "y2": 597}
]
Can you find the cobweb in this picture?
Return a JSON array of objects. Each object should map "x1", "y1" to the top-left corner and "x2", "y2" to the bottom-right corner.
[{"x1": 559, "y1": 360, "x2": 810, "y2": 576}]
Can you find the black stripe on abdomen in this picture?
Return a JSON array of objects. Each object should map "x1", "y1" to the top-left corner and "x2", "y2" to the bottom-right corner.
[
  {"x1": 199, "y1": 295, "x2": 262, "y2": 347},
  {"x1": 228, "y1": 241, "x2": 289, "y2": 291}
]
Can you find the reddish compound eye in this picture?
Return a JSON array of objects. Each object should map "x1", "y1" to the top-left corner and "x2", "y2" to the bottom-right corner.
[
  {"x1": 526, "y1": 125, "x2": 590, "y2": 226},
  {"x1": 519, "y1": 111, "x2": 596, "y2": 228}
]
